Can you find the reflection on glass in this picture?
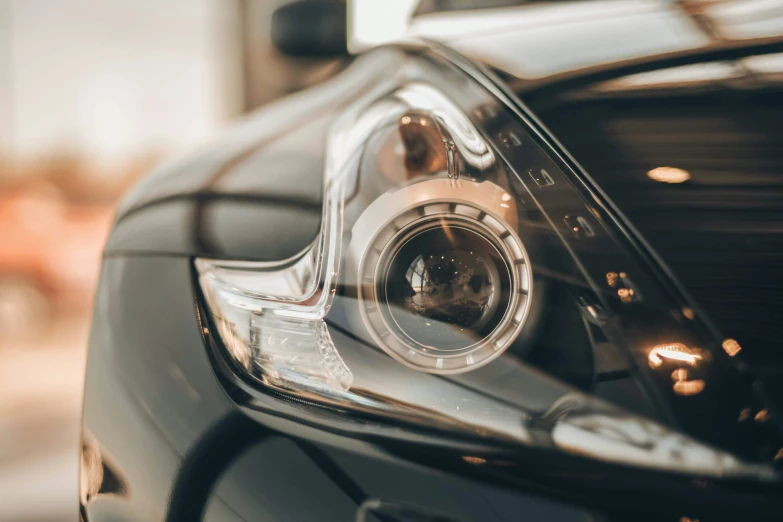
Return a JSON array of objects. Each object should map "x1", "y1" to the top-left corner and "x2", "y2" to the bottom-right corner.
[
  {"x1": 722, "y1": 338, "x2": 742, "y2": 357},
  {"x1": 647, "y1": 166, "x2": 691, "y2": 184},
  {"x1": 755, "y1": 409, "x2": 771, "y2": 423},
  {"x1": 673, "y1": 379, "x2": 706, "y2": 396},
  {"x1": 648, "y1": 343, "x2": 701, "y2": 369},
  {"x1": 386, "y1": 226, "x2": 508, "y2": 352},
  {"x1": 595, "y1": 63, "x2": 737, "y2": 92}
]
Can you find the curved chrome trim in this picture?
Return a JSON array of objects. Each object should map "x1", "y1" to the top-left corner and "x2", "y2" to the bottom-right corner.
[{"x1": 346, "y1": 177, "x2": 534, "y2": 374}]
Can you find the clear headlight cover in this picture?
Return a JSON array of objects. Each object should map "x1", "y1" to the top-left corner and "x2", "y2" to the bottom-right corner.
[{"x1": 196, "y1": 47, "x2": 781, "y2": 479}]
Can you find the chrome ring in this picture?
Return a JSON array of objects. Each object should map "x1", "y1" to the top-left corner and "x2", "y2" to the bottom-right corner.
[{"x1": 346, "y1": 178, "x2": 533, "y2": 374}]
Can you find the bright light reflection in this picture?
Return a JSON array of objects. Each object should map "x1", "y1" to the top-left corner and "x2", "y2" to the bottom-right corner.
[
  {"x1": 349, "y1": 0, "x2": 420, "y2": 52},
  {"x1": 673, "y1": 379, "x2": 705, "y2": 396},
  {"x1": 647, "y1": 166, "x2": 691, "y2": 183},
  {"x1": 648, "y1": 343, "x2": 701, "y2": 369},
  {"x1": 722, "y1": 338, "x2": 742, "y2": 357}
]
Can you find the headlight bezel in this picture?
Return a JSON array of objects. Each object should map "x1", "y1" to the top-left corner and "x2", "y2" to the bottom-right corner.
[{"x1": 195, "y1": 41, "x2": 783, "y2": 480}]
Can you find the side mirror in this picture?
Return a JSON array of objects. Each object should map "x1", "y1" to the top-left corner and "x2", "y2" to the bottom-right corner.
[{"x1": 271, "y1": 0, "x2": 348, "y2": 58}]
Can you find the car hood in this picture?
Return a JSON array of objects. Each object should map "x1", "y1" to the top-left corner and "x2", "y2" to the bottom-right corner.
[{"x1": 411, "y1": 0, "x2": 783, "y2": 81}]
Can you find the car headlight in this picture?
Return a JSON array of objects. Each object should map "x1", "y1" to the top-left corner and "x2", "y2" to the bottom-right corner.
[{"x1": 195, "y1": 47, "x2": 780, "y2": 479}]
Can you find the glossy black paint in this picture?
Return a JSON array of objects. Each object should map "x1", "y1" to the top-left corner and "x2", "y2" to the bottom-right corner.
[
  {"x1": 83, "y1": 20, "x2": 783, "y2": 522},
  {"x1": 104, "y1": 50, "x2": 405, "y2": 261},
  {"x1": 82, "y1": 254, "x2": 783, "y2": 522},
  {"x1": 83, "y1": 256, "x2": 594, "y2": 522}
]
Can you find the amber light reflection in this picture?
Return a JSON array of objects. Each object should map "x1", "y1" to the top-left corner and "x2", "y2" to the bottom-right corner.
[
  {"x1": 648, "y1": 343, "x2": 702, "y2": 369},
  {"x1": 722, "y1": 338, "x2": 742, "y2": 357},
  {"x1": 647, "y1": 166, "x2": 691, "y2": 184}
]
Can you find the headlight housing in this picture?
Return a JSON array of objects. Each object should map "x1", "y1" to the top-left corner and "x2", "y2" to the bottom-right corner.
[{"x1": 196, "y1": 45, "x2": 781, "y2": 479}]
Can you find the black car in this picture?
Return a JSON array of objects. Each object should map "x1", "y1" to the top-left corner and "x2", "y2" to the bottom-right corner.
[{"x1": 80, "y1": 1, "x2": 783, "y2": 521}]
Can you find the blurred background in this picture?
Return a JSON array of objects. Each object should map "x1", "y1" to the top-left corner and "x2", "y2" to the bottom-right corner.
[{"x1": 0, "y1": 1, "x2": 349, "y2": 520}]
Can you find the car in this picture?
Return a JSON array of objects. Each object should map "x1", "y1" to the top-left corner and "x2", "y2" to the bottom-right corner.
[{"x1": 80, "y1": 1, "x2": 783, "y2": 521}]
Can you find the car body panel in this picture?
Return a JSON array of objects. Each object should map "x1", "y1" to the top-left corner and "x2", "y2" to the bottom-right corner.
[
  {"x1": 104, "y1": 50, "x2": 407, "y2": 261},
  {"x1": 83, "y1": 256, "x2": 595, "y2": 522}
]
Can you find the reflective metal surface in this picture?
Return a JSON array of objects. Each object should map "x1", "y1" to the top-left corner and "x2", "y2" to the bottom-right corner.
[{"x1": 346, "y1": 177, "x2": 533, "y2": 374}]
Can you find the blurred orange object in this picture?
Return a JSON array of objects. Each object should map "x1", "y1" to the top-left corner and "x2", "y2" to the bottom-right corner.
[{"x1": 0, "y1": 186, "x2": 113, "y2": 340}]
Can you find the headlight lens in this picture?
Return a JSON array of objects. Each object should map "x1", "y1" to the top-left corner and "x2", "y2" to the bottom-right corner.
[
  {"x1": 196, "y1": 48, "x2": 781, "y2": 478},
  {"x1": 347, "y1": 176, "x2": 532, "y2": 374}
]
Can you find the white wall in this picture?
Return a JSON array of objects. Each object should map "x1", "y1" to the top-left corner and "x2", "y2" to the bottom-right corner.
[{"x1": 0, "y1": 0, "x2": 243, "y2": 171}]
